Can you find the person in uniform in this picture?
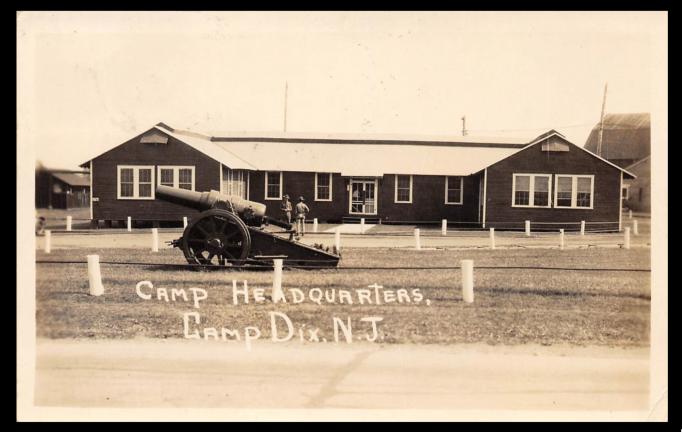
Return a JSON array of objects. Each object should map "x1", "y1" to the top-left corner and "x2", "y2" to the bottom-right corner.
[
  {"x1": 294, "y1": 196, "x2": 310, "y2": 236},
  {"x1": 280, "y1": 194, "x2": 292, "y2": 224}
]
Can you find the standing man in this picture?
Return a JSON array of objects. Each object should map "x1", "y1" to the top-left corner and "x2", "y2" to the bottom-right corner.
[
  {"x1": 295, "y1": 196, "x2": 310, "y2": 236},
  {"x1": 280, "y1": 194, "x2": 292, "y2": 225}
]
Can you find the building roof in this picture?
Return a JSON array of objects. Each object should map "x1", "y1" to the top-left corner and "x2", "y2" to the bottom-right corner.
[
  {"x1": 80, "y1": 123, "x2": 635, "y2": 178},
  {"x1": 584, "y1": 113, "x2": 651, "y2": 161},
  {"x1": 625, "y1": 155, "x2": 651, "y2": 172},
  {"x1": 52, "y1": 172, "x2": 90, "y2": 187},
  {"x1": 160, "y1": 124, "x2": 529, "y2": 177}
]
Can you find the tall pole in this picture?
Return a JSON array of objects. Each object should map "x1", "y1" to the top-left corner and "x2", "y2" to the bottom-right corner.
[
  {"x1": 283, "y1": 81, "x2": 288, "y2": 133},
  {"x1": 597, "y1": 83, "x2": 608, "y2": 157}
]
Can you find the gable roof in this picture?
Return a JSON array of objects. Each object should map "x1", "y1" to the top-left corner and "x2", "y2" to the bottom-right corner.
[
  {"x1": 625, "y1": 155, "x2": 651, "y2": 171},
  {"x1": 584, "y1": 113, "x2": 651, "y2": 161},
  {"x1": 515, "y1": 131, "x2": 636, "y2": 179},
  {"x1": 79, "y1": 123, "x2": 635, "y2": 178},
  {"x1": 52, "y1": 172, "x2": 90, "y2": 187}
]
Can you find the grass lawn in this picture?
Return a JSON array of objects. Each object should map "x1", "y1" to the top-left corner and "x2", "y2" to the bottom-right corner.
[{"x1": 36, "y1": 247, "x2": 650, "y2": 347}]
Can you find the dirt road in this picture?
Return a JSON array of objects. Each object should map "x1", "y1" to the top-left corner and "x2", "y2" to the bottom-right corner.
[{"x1": 34, "y1": 338, "x2": 649, "y2": 412}]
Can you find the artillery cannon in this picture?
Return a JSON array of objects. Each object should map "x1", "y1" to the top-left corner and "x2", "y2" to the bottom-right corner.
[{"x1": 155, "y1": 185, "x2": 339, "y2": 268}]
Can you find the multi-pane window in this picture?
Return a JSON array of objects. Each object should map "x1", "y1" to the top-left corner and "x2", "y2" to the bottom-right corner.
[
  {"x1": 315, "y1": 173, "x2": 332, "y2": 201},
  {"x1": 513, "y1": 175, "x2": 530, "y2": 206},
  {"x1": 445, "y1": 176, "x2": 463, "y2": 204},
  {"x1": 156, "y1": 166, "x2": 195, "y2": 191},
  {"x1": 554, "y1": 175, "x2": 594, "y2": 209},
  {"x1": 512, "y1": 174, "x2": 551, "y2": 207},
  {"x1": 223, "y1": 168, "x2": 249, "y2": 199},
  {"x1": 556, "y1": 176, "x2": 573, "y2": 207},
  {"x1": 117, "y1": 166, "x2": 155, "y2": 199},
  {"x1": 265, "y1": 171, "x2": 282, "y2": 200},
  {"x1": 119, "y1": 168, "x2": 134, "y2": 198},
  {"x1": 533, "y1": 176, "x2": 549, "y2": 206},
  {"x1": 178, "y1": 168, "x2": 193, "y2": 190},
  {"x1": 394, "y1": 175, "x2": 412, "y2": 203}
]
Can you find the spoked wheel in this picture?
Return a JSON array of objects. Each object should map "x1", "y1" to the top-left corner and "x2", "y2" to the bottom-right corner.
[{"x1": 181, "y1": 209, "x2": 251, "y2": 268}]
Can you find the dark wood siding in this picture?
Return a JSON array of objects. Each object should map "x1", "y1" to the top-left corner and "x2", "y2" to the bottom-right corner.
[
  {"x1": 484, "y1": 137, "x2": 622, "y2": 230},
  {"x1": 91, "y1": 128, "x2": 221, "y2": 221},
  {"x1": 246, "y1": 171, "x2": 482, "y2": 224}
]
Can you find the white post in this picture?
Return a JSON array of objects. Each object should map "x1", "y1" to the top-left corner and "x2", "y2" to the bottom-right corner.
[
  {"x1": 441, "y1": 219, "x2": 447, "y2": 236},
  {"x1": 66, "y1": 215, "x2": 72, "y2": 232},
  {"x1": 633, "y1": 219, "x2": 639, "y2": 236},
  {"x1": 580, "y1": 220, "x2": 585, "y2": 236},
  {"x1": 489, "y1": 228, "x2": 495, "y2": 250},
  {"x1": 151, "y1": 228, "x2": 159, "y2": 252},
  {"x1": 628, "y1": 209, "x2": 633, "y2": 219},
  {"x1": 559, "y1": 229, "x2": 565, "y2": 250},
  {"x1": 414, "y1": 228, "x2": 421, "y2": 250},
  {"x1": 44, "y1": 230, "x2": 51, "y2": 253},
  {"x1": 335, "y1": 227, "x2": 341, "y2": 252},
  {"x1": 87, "y1": 254, "x2": 104, "y2": 296},
  {"x1": 127, "y1": 216, "x2": 132, "y2": 232},
  {"x1": 272, "y1": 259, "x2": 284, "y2": 302},
  {"x1": 313, "y1": 218, "x2": 318, "y2": 233},
  {"x1": 461, "y1": 259, "x2": 474, "y2": 303},
  {"x1": 624, "y1": 227, "x2": 631, "y2": 249},
  {"x1": 360, "y1": 218, "x2": 365, "y2": 233},
  {"x1": 525, "y1": 220, "x2": 531, "y2": 236},
  {"x1": 183, "y1": 216, "x2": 188, "y2": 229}
]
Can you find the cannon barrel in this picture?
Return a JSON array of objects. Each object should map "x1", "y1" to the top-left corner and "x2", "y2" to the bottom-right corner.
[{"x1": 156, "y1": 185, "x2": 267, "y2": 222}]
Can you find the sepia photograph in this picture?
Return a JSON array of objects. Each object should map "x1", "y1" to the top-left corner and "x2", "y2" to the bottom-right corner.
[{"x1": 17, "y1": 11, "x2": 667, "y2": 421}]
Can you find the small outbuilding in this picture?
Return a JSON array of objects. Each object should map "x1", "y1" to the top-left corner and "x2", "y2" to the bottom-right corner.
[{"x1": 35, "y1": 166, "x2": 91, "y2": 209}]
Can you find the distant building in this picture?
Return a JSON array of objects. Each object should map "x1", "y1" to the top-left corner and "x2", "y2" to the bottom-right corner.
[
  {"x1": 622, "y1": 156, "x2": 651, "y2": 213},
  {"x1": 79, "y1": 123, "x2": 634, "y2": 231},
  {"x1": 584, "y1": 113, "x2": 651, "y2": 213},
  {"x1": 35, "y1": 166, "x2": 90, "y2": 209}
]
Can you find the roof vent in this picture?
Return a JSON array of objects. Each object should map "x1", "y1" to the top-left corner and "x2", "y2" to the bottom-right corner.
[
  {"x1": 541, "y1": 137, "x2": 569, "y2": 152},
  {"x1": 140, "y1": 132, "x2": 169, "y2": 145}
]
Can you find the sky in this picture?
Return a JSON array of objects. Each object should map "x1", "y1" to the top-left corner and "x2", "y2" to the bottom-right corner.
[{"x1": 18, "y1": 11, "x2": 667, "y2": 170}]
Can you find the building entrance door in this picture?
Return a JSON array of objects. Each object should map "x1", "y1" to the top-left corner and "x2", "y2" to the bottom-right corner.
[{"x1": 349, "y1": 179, "x2": 378, "y2": 215}]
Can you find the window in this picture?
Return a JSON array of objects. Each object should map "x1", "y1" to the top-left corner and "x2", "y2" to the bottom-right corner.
[
  {"x1": 512, "y1": 174, "x2": 551, "y2": 208},
  {"x1": 445, "y1": 176, "x2": 463, "y2": 204},
  {"x1": 222, "y1": 168, "x2": 249, "y2": 199},
  {"x1": 315, "y1": 173, "x2": 333, "y2": 201},
  {"x1": 394, "y1": 175, "x2": 412, "y2": 203},
  {"x1": 622, "y1": 185, "x2": 630, "y2": 200},
  {"x1": 554, "y1": 175, "x2": 594, "y2": 209},
  {"x1": 265, "y1": 171, "x2": 283, "y2": 200},
  {"x1": 117, "y1": 165, "x2": 155, "y2": 199},
  {"x1": 156, "y1": 166, "x2": 195, "y2": 191}
]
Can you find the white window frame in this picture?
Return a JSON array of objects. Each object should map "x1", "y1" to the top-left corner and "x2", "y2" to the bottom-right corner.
[
  {"x1": 553, "y1": 174, "x2": 594, "y2": 210},
  {"x1": 264, "y1": 171, "x2": 283, "y2": 200},
  {"x1": 157, "y1": 166, "x2": 195, "y2": 191},
  {"x1": 394, "y1": 174, "x2": 413, "y2": 204},
  {"x1": 511, "y1": 173, "x2": 552, "y2": 208},
  {"x1": 444, "y1": 176, "x2": 464, "y2": 205},
  {"x1": 117, "y1": 165, "x2": 155, "y2": 200},
  {"x1": 314, "y1": 172, "x2": 333, "y2": 202}
]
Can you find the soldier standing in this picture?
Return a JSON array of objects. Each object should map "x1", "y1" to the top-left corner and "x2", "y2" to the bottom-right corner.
[
  {"x1": 295, "y1": 196, "x2": 310, "y2": 236},
  {"x1": 280, "y1": 194, "x2": 292, "y2": 224}
]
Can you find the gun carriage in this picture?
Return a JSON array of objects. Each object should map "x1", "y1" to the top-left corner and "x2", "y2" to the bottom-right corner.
[{"x1": 155, "y1": 185, "x2": 339, "y2": 268}]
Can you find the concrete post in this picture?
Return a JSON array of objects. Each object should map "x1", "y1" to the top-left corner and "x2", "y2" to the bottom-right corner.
[
  {"x1": 414, "y1": 228, "x2": 421, "y2": 250},
  {"x1": 151, "y1": 228, "x2": 159, "y2": 252},
  {"x1": 87, "y1": 254, "x2": 104, "y2": 296},
  {"x1": 461, "y1": 259, "x2": 474, "y2": 303},
  {"x1": 272, "y1": 259, "x2": 284, "y2": 302}
]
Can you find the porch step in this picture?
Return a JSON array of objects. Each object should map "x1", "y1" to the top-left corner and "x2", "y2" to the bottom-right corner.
[{"x1": 342, "y1": 217, "x2": 381, "y2": 224}]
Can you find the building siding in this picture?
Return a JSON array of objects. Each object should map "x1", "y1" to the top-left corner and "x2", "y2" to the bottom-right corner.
[
  {"x1": 91, "y1": 129, "x2": 221, "y2": 222},
  {"x1": 485, "y1": 137, "x2": 622, "y2": 230}
]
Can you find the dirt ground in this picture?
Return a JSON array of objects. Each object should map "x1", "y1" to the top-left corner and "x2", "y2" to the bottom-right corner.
[{"x1": 33, "y1": 338, "x2": 649, "y2": 412}]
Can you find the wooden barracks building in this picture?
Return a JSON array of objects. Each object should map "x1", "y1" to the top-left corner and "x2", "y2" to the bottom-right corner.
[{"x1": 80, "y1": 123, "x2": 634, "y2": 231}]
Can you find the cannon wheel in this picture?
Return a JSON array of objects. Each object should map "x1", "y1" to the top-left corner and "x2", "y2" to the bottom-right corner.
[{"x1": 181, "y1": 209, "x2": 251, "y2": 267}]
